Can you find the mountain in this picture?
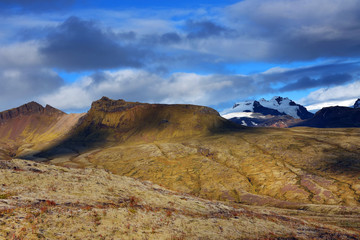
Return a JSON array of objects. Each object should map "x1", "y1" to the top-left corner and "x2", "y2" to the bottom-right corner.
[
  {"x1": 1, "y1": 97, "x2": 360, "y2": 237},
  {"x1": 354, "y1": 98, "x2": 360, "y2": 108},
  {"x1": 224, "y1": 96, "x2": 314, "y2": 120},
  {"x1": 222, "y1": 96, "x2": 313, "y2": 127},
  {"x1": 33, "y1": 97, "x2": 240, "y2": 159},
  {"x1": 295, "y1": 106, "x2": 360, "y2": 128},
  {"x1": 29, "y1": 97, "x2": 360, "y2": 208},
  {"x1": 0, "y1": 102, "x2": 84, "y2": 159}
]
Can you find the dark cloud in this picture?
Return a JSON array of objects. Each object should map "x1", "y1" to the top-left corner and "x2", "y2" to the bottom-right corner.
[
  {"x1": 265, "y1": 62, "x2": 360, "y2": 85},
  {"x1": 0, "y1": 68, "x2": 64, "y2": 111},
  {"x1": 185, "y1": 20, "x2": 230, "y2": 39},
  {"x1": 40, "y1": 16, "x2": 147, "y2": 71},
  {"x1": 279, "y1": 74, "x2": 353, "y2": 92},
  {"x1": 160, "y1": 32, "x2": 182, "y2": 44},
  {"x1": 226, "y1": 0, "x2": 360, "y2": 61}
]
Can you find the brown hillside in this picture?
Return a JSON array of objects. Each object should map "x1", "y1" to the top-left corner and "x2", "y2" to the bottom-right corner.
[
  {"x1": 78, "y1": 96, "x2": 239, "y2": 141},
  {"x1": 1, "y1": 98, "x2": 360, "y2": 237},
  {"x1": 0, "y1": 102, "x2": 84, "y2": 159},
  {"x1": 34, "y1": 97, "x2": 240, "y2": 158},
  {"x1": 31, "y1": 98, "x2": 360, "y2": 213}
]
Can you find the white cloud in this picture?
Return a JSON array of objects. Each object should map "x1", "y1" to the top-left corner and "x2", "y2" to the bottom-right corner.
[
  {"x1": 0, "y1": 41, "x2": 43, "y2": 68},
  {"x1": 38, "y1": 69, "x2": 252, "y2": 111},
  {"x1": 301, "y1": 80, "x2": 360, "y2": 110}
]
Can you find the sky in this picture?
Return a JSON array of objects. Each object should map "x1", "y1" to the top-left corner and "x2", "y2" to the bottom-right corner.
[{"x1": 0, "y1": 0, "x2": 360, "y2": 113}]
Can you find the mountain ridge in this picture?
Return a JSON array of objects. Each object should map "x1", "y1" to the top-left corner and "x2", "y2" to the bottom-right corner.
[{"x1": 0, "y1": 101, "x2": 64, "y2": 124}]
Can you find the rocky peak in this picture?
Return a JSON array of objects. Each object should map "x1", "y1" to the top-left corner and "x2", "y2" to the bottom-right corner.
[
  {"x1": 0, "y1": 102, "x2": 65, "y2": 123},
  {"x1": 354, "y1": 98, "x2": 360, "y2": 108}
]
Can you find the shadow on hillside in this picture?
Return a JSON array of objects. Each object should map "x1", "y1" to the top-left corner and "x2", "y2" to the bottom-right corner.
[
  {"x1": 319, "y1": 154, "x2": 360, "y2": 176},
  {"x1": 20, "y1": 123, "x2": 112, "y2": 161},
  {"x1": 20, "y1": 116, "x2": 246, "y2": 161}
]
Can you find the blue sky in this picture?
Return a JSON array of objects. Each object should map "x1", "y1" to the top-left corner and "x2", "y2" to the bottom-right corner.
[{"x1": 0, "y1": 0, "x2": 360, "y2": 113}]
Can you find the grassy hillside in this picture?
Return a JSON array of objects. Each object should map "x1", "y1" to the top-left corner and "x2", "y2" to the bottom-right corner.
[
  {"x1": 47, "y1": 127, "x2": 360, "y2": 209},
  {"x1": 0, "y1": 159, "x2": 359, "y2": 239}
]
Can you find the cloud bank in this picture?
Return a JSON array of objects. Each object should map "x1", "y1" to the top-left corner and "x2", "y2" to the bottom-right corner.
[{"x1": 0, "y1": 0, "x2": 360, "y2": 112}]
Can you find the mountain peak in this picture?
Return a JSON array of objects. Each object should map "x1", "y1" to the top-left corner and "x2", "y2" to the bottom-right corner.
[{"x1": 0, "y1": 102, "x2": 65, "y2": 123}]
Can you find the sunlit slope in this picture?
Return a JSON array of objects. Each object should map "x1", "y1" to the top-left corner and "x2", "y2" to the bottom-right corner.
[
  {"x1": 34, "y1": 97, "x2": 241, "y2": 159},
  {"x1": 74, "y1": 96, "x2": 239, "y2": 141},
  {"x1": 0, "y1": 102, "x2": 84, "y2": 159},
  {"x1": 31, "y1": 97, "x2": 360, "y2": 208},
  {"x1": 51, "y1": 127, "x2": 360, "y2": 208}
]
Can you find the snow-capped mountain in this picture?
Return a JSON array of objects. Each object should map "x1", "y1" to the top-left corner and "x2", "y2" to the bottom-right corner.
[
  {"x1": 354, "y1": 99, "x2": 360, "y2": 108},
  {"x1": 222, "y1": 96, "x2": 314, "y2": 120}
]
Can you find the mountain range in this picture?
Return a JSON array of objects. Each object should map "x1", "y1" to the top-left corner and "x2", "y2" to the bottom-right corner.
[
  {"x1": 222, "y1": 96, "x2": 360, "y2": 128},
  {"x1": 0, "y1": 97, "x2": 360, "y2": 239}
]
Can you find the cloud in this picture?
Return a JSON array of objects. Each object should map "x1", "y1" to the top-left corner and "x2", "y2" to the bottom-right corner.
[
  {"x1": 40, "y1": 16, "x2": 147, "y2": 71},
  {"x1": 300, "y1": 80, "x2": 360, "y2": 109},
  {"x1": 38, "y1": 69, "x2": 258, "y2": 111},
  {"x1": 279, "y1": 74, "x2": 353, "y2": 92},
  {"x1": 185, "y1": 20, "x2": 230, "y2": 39},
  {"x1": 223, "y1": 0, "x2": 360, "y2": 61},
  {"x1": 0, "y1": 68, "x2": 64, "y2": 111},
  {"x1": 255, "y1": 61, "x2": 360, "y2": 92}
]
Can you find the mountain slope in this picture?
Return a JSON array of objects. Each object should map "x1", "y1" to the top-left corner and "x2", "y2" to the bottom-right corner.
[
  {"x1": 0, "y1": 102, "x2": 84, "y2": 159},
  {"x1": 1, "y1": 98, "x2": 360, "y2": 237},
  {"x1": 28, "y1": 98, "x2": 360, "y2": 210},
  {"x1": 34, "y1": 97, "x2": 240, "y2": 158},
  {"x1": 296, "y1": 106, "x2": 360, "y2": 128}
]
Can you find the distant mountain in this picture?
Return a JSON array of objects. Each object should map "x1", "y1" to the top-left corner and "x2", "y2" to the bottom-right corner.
[
  {"x1": 295, "y1": 106, "x2": 360, "y2": 128},
  {"x1": 224, "y1": 96, "x2": 313, "y2": 120},
  {"x1": 222, "y1": 96, "x2": 313, "y2": 127},
  {"x1": 354, "y1": 98, "x2": 360, "y2": 108}
]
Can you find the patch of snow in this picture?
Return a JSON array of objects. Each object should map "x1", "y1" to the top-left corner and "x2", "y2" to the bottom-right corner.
[
  {"x1": 222, "y1": 112, "x2": 255, "y2": 119},
  {"x1": 241, "y1": 120, "x2": 247, "y2": 126},
  {"x1": 251, "y1": 121, "x2": 257, "y2": 126}
]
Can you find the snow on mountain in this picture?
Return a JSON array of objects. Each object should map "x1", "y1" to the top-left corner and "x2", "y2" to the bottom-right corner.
[
  {"x1": 258, "y1": 97, "x2": 300, "y2": 119},
  {"x1": 222, "y1": 96, "x2": 313, "y2": 120},
  {"x1": 354, "y1": 99, "x2": 360, "y2": 108}
]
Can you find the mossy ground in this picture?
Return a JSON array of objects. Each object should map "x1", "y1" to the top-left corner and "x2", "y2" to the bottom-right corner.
[{"x1": 0, "y1": 159, "x2": 359, "y2": 239}]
